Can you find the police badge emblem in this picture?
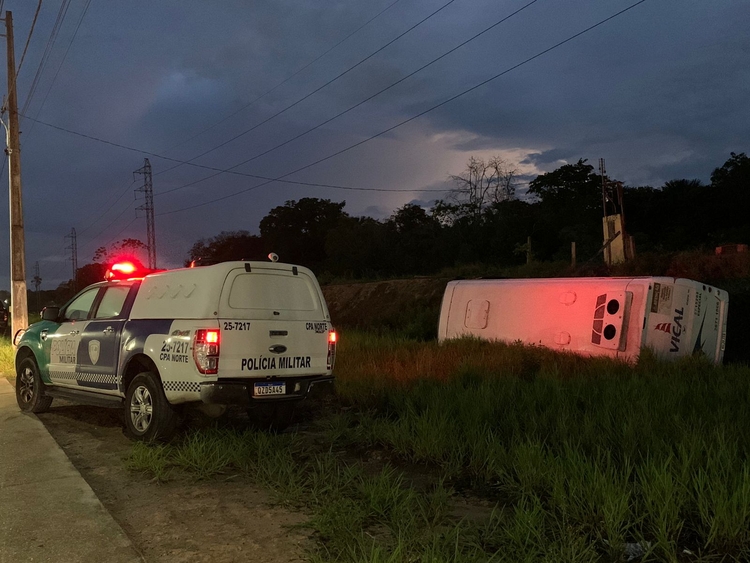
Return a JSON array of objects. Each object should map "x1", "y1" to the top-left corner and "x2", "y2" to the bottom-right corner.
[{"x1": 89, "y1": 340, "x2": 101, "y2": 365}]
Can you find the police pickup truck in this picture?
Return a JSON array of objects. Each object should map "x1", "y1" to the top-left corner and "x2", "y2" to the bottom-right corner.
[{"x1": 14, "y1": 259, "x2": 336, "y2": 441}]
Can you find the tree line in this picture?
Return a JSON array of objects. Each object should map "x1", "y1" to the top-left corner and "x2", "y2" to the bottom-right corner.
[
  {"x1": 31, "y1": 151, "x2": 749, "y2": 310},
  {"x1": 183, "y1": 152, "x2": 750, "y2": 278}
]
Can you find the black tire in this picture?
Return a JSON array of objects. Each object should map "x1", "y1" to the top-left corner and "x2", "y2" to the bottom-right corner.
[
  {"x1": 124, "y1": 372, "x2": 181, "y2": 442},
  {"x1": 16, "y1": 356, "x2": 53, "y2": 413},
  {"x1": 247, "y1": 401, "x2": 297, "y2": 432}
]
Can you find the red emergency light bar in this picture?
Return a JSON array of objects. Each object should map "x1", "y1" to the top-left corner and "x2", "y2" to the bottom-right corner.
[
  {"x1": 111, "y1": 262, "x2": 136, "y2": 275},
  {"x1": 104, "y1": 259, "x2": 160, "y2": 281}
]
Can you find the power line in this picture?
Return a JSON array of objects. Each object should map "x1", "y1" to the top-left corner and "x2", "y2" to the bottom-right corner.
[
  {"x1": 17, "y1": 0, "x2": 461, "y2": 204},
  {"x1": 72, "y1": 202, "x2": 138, "y2": 267},
  {"x1": 21, "y1": 0, "x2": 72, "y2": 115},
  {"x1": 102, "y1": 216, "x2": 139, "y2": 248},
  {"x1": 154, "y1": 0, "x2": 459, "y2": 178},
  {"x1": 43, "y1": 176, "x2": 135, "y2": 285},
  {"x1": 22, "y1": 0, "x2": 648, "y2": 223},
  {"x1": 77, "y1": 179, "x2": 136, "y2": 237},
  {"x1": 16, "y1": 0, "x2": 43, "y2": 77},
  {"x1": 46, "y1": 250, "x2": 70, "y2": 281},
  {"x1": 161, "y1": 0, "x2": 404, "y2": 155},
  {"x1": 20, "y1": 114, "x2": 449, "y2": 193},
  {"x1": 155, "y1": 0, "x2": 650, "y2": 217},
  {"x1": 49, "y1": 185, "x2": 134, "y2": 281},
  {"x1": 33, "y1": 0, "x2": 406, "y2": 278},
  {"x1": 46, "y1": 1, "x2": 406, "y2": 253},
  {"x1": 31, "y1": 0, "x2": 649, "y2": 248},
  {"x1": 155, "y1": 0, "x2": 542, "y2": 197},
  {"x1": 87, "y1": 200, "x2": 136, "y2": 246},
  {"x1": 26, "y1": 0, "x2": 92, "y2": 137}
]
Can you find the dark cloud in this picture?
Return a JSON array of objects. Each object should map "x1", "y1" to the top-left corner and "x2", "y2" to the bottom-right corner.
[
  {"x1": 0, "y1": 0, "x2": 747, "y2": 289},
  {"x1": 522, "y1": 149, "x2": 579, "y2": 168}
]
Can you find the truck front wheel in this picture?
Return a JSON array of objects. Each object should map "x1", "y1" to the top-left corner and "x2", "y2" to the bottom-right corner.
[
  {"x1": 124, "y1": 372, "x2": 181, "y2": 442},
  {"x1": 16, "y1": 357, "x2": 53, "y2": 413}
]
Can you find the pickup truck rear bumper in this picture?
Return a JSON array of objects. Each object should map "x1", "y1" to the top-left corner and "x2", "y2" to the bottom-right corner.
[{"x1": 199, "y1": 376, "x2": 334, "y2": 406}]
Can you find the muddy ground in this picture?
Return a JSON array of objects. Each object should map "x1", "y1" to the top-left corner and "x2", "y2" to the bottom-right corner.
[{"x1": 37, "y1": 401, "x2": 312, "y2": 563}]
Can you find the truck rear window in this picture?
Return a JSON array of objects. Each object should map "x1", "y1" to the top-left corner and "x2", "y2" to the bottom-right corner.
[{"x1": 228, "y1": 273, "x2": 317, "y2": 311}]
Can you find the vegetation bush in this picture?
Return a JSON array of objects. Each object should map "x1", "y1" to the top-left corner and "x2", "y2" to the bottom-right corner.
[{"x1": 0, "y1": 337, "x2": 15, "y2": 380}]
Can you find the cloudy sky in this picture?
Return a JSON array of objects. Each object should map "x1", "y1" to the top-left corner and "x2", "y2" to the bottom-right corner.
[{"x1": 1, "y1": 0, "x2": 748, "y2": 289}]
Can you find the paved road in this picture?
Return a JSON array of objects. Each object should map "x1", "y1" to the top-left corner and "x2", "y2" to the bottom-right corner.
[{"x1": 0, "y1": 378, "x2": 143, "y2": 563}]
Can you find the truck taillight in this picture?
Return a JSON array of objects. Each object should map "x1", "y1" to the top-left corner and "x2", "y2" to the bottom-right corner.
[
  {"x1": 327, "y1": 329, "x2": 337, "y2": 370},
  {"x1": 193, "y1": 329, "x2": 220, "y2": 375}
]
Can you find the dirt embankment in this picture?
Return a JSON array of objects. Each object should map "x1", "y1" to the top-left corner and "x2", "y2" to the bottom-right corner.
[{"x1": 322, "y1": 278, "x2": 448, "y2": 332}]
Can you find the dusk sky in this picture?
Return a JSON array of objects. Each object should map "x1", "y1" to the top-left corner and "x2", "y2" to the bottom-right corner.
[{"x1": 1, "y1": 0, "x2": 747, "y2": 289}]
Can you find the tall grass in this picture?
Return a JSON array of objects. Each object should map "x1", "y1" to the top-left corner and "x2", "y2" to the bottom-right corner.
[
  {"x1": 1, "y1": 314, "x2": 41, "y2": 380},
  {"x1": 0, "y1": 337, "x2": 15, "y2": 380},
  {"x1": 330, "y1": 332, "x2": 750, "y2": 560},
  {"x1": 130, "y1": 332, "x2": 750, "y2": 561}
]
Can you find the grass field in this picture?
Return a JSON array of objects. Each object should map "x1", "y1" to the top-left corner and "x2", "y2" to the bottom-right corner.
[
  {"x1": 0, "y1": 337, "x2": 15, "y2": 383},
  {"x1": 2, "y1": 319, "x2": 749, "y2": 560},
  {"x1": 128, "y1": 332, "x2": 750, "y2": 562},
  {"x1": 1, "y1": 313, "x2": 42, "y2": 382},
  {"x1": 6, "y1": 266, "x2": 750, "y2": 559}
]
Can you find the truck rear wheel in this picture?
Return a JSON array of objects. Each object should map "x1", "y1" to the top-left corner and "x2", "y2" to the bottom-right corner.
[{"x1": 124, "y1": 372, "x2": 181, "y2": 442}]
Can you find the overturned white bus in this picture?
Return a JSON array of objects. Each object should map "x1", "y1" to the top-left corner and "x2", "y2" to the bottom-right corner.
[{"x1": 438, "y1": 277, "x2": 729, "y2": 364}]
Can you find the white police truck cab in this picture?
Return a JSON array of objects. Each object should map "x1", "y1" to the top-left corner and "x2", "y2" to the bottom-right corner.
[{"x1": 14, "y1": 259, "x2": 337, "y2": 441}]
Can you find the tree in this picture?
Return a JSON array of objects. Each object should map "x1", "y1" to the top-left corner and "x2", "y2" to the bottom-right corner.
[
  {"x1": 386, "y1": 204, "x2": 444, "y2": 274},
  {"x1": 527, "y1": 159, "x2": 606, "y2": 260},
  {"x1": 527, "y1": 159, "x2": 601, "y2": 211},
  {"x1": 325, "y1": 216, "x2": 390, "y2": 278},
  {"x1": 710, "y1": 152, "x2": 750, "y2": 243},
  {"x1": 434, "y1": 156, "x2": 517, "y2": 225},
  {"x1": 624, "y1": 153, "x2": 750, "y2": 252},
  {"x1": 260, "y1": 198, "x2": 348, "y2": 270},
  {"x1": 482, "y1": 199, "x2": 537, "y2": 265},
  {"x1": 710, "y1": 152, "x2": 750, "y2": 187},
  {"x1": 93, "y1": 238, "x2": 148, "y2": 263},
  {"x1": 186, "y1": 231, "x2": 265, "y2": 266},
  {"x1": 622, "y1": 185, "x2": 661, "y2": 251},
  {"x1": 75, "y1": 263, "x2": 107, "y2": 290}
]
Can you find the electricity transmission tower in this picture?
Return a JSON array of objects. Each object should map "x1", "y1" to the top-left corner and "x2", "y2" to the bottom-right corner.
[
  {"x1": 32, "y1": 261, "x2": 41, "y2": 312},
  {"x1": 134, "y1": 158, "x2": 156, "y2": 268},
  {"x1": 65, "y1": 227, "x2": 78, "y2": 290}
]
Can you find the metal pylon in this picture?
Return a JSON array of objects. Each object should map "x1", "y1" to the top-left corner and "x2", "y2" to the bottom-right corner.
[
  {"x1": 65, "y1": 227, "x2": 78, "y2": 290},
  {"x1": 134, "y1": 158, "x2": 156, "y2": 269}
]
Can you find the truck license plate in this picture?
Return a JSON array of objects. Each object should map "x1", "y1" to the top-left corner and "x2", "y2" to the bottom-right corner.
[{"x1": 253, "y1": 382, "x2": 286, "y2": 397}]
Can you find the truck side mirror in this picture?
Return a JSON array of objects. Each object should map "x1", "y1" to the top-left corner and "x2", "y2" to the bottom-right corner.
[{"x1": 42, "y1": 306, "x2": 60, "y2": 322}]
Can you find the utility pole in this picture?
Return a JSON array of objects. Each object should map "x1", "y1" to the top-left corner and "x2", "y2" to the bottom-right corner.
[
  {"x1": 134, "y1": 158, "x2": 156, "y2": 268},
  {"x1": 2, "y1": 11, "x2": 29, "y2": 336},
  {"x1": 32, "y1": 261, "x2": 41, "y2": 312},
  {"x1": 599, "y1": 158, "x2": 633, "y2": 265},
  {"x1": 599, "y1": 158, "x2": 608, "y2": 215},
  {"x1": 65, "y1": 228, "x2": 78, "y2": 291},
  {"x1": 600, "y1": 158, "x2": 612, "y2": 265}
]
